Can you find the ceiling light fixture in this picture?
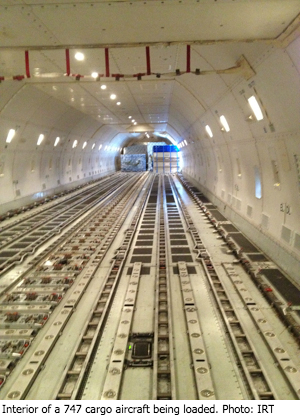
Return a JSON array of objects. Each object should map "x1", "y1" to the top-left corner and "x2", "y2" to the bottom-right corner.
[
  {"x1": 37, "y1": 134, "x2": 44, "y2": 146},
  {"x1": 99, "y1": 144, "x2": 102, "y2": 150},
  {"x1": 82, "y1": 141, "x2": 87, "y2": 149},
  {"x1": 72, "y1": 140, "x2": 78, "y2": 148},
  {"x1": 205, "y1": 125, "x2": 213, "y2": 138},
  {"x1": 110, "y1": 94, "x2": 117, "y2": 100},
  {"x1": 128, "y1": 116, "x2": 132, "y2": 119},
  {"x1": 6, "y1": 129, "x2": 16, "y2": 143},
  {"x1": 92, "y1": 143, "x2": 95, "y2": 149},
  {"x1": 101, "y1": 84, "x2": 107, "y2": 90},
  {"x1": 54, "y1": 137, "x2": 60, "y2": 147},
  {"x1": 75, "y1": 52, "x2": 84, "y2": 61},
  {"x1": 220, "y1": 115, "x2": 230, "y2": 132},
  {"x1": 248, "y1": 95, "x2": 264, "y2": 121},
  {"x1": 116, "y1": 102, "x2": 121, "y2": 106}
]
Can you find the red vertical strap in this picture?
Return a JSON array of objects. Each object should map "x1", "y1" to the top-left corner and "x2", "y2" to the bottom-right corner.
[
  {"x1": 25, "y1": 50, "x2": 30, "y2": 78},
  {"x1": 65, "y1": 49, "x2": 70, "y2": 76},
  {"x1": 105, "y1": 48, "x2": 110, "y2": 77},
  {"x1": 186, "y1": 45, "x2": 191, "y2": 73},
  {"x1": 146, "y1": 46, "x2": 151, "y2": 75}
]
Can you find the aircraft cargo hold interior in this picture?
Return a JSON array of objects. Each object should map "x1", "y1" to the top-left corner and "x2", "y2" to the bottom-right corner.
[{"x1": 0, "y1": 0, "x2": 299, "y2": 400}]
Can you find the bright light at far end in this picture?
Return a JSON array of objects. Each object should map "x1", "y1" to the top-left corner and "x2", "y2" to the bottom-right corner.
[
  {"x1": 220, "y1": 115, "x2": 230, "y2": 132},
  {"x1": 6, "y1": 129, "x2": 15, "y2": 143},
  {"x1": 54, "y1": 137, "x2": 60, "y2": 147},
  {"x1": 37, "y1": 134, "x2": 44, "y2": 146},
  {"x1": 205, "y1": 125, "x2": 213, "y2": 138},
  {"x1": 248, "y1": 96, "x2": 264, "y2": 121},
  {"x1": 75, "y1": 52, "x2": 85, "y2": 61}
]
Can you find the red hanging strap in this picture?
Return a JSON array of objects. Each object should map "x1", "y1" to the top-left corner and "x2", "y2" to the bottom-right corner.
[
  {"x1": 146, "y1": 46, "x2": 151, "y2": 75},
  {"x1": 65, "y1": 49, "x2": 71, "y2": 76},
  {"x1": 105, "y1": 48, "x2": 110, "y2": 77},
  {"x1": 186, "y1": 45, "x2": 191, "y2": 73},
  {"x1": 25, "y1": 51, "x2": 30, "y2": 78}
]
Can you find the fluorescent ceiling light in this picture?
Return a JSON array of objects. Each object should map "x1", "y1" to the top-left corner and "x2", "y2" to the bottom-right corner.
[
  {"x1": 72, "y1": 140, "x2": 78, "y2": 148},
  {"x1": 99, "y1": 144, "x2": 102, "y2": 150},
  {"x1": 248, "y1": 96, "x2": 264, "y2": 121},
  {"x1": 82, "y1": 141, "x2": 87, "y2": 149},
  {"x1": 220, "y1": 115, "x2": 230, "y2": 132},
  {"x1": 75, "y1": 52, "x2": 84, "y2": 61},
  {"x1": 110, "y1": 94, "x2": 116, "y2": 100},
  {"x1": 54, "y1": 137, "x2": 60, "y2": 147},
  {"x1": 6, "y1": 129, "x2": 15, "y2": 143},
  {"x1": 184, "y1": 140, "x2": 187, "y2": 145},
  {"x1": 205, "y1": 125, "x2": 213, "y2": 138},
  {"x1": 101, "y1": 84, "x2": 107, "y2": 90},
  {"x1": 92, "y1": 143, "x2": 95, "y2": 149},
  {"x1": 37, "y1": 134, "x2": 44, "y2": 146}
]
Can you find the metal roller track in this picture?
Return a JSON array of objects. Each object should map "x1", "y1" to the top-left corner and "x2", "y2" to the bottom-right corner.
[
  {"x1": 152, "y1": 175, "x2": 176, "y2": 399},
  {"x1": 222, "y1": 262, "x2": 300, "y2": 398},
  {"x1": 0, "y1": 173, "x2": 131, "y2": 276},
  {"x1": 176, "y1": 173, "x2": 300, "y2": 342},
  {"x1": 0, "y1": 173, "x2": 148, "y2": 397},
  {"x1": 100, "y1": 262, "x2": 143, "y2": 400},
  {"x1": 171, "y1": 175, "x2": 278, "y2": 399},
  {"x1": 0, "y1": 174, "x2": 136, "y2": 294},
  {"x1": 55, "y1": 175, "x2": 152, "y2": 400},
  {"x1": 171, "y1": 174, "x2": 300, "y2": 400}
]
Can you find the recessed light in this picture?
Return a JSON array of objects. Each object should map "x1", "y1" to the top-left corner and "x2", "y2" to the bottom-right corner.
[
  {"x1": 75, "y1": 52, "x2": 84, "y2": 61},
  {"x1": 205, "y1": 125, "x2": 213, "y2": 138},
  {"x1": 220, "y1": 115, "x2": 230, "y2": 132},
  {"x1": 37, "y1": 134, "x2": 44, "y2": 146},
  {"x1": 128, "y1": 116, "x2": 132, "y2": 119},
  {"x1": 116, "y1": 102, "x2": 121, "y2": 105},
  {"x1": 248, "y1": 96, "x2": 264, "y2": 121},
  {"x1": 134, "y1": 122, "x2": 137, "y2": 125},
  {"x1": 91, "y1": 72, "x2": 98, "y2": 79},
  {"x1": 6, "y1": 129, "x2": 16, "y2": 143},
  {"x1": 101, "y1": 84, "x2": 107, "y2": 90},
  {"x1": 110, "y1": 94, "x2": 117, "y2": 100}
]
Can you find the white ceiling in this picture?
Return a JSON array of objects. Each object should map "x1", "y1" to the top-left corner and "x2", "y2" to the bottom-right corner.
[{"x1": 0, "y1": 0, "x2": 299, "y2": 141}]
